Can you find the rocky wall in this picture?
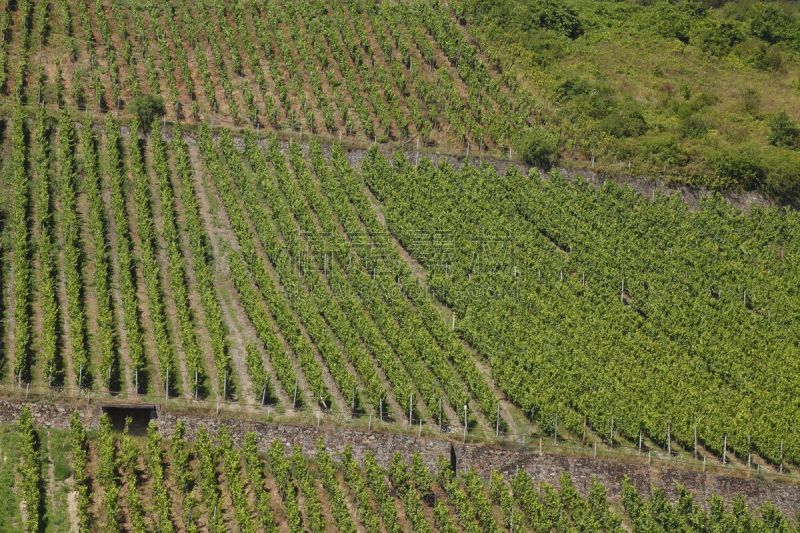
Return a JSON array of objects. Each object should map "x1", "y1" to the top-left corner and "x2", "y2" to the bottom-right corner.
[{"x1": 1, "y1": 399, "x2": 796, "y2": 515}]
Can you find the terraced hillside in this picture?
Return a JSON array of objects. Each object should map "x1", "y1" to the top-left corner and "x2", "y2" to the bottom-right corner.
[
  {"x1": 3, "y1": 107, "x2": 800, "y2": 472},
  {"x1": 3, "y1": 409, "x2": 797, "y2": 532},
  {"x1": 0, "y1": 111, "x2": 515, "y2": 436},
  {"x1": 1, "y1": 0, "x2": 799, "y2": 520},
  {"x1": 0, "y1": 0, "x2": 530, "y2": 153}
]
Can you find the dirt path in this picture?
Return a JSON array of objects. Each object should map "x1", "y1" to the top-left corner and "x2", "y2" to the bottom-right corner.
[
  {"x1": 261, "y1": 464, "x2": 291, "y2": 533},
  {"x1": 360, "y1": 182, "x2": 524, "y2": 435},
  {"x1": 186, "y1": 139, "x2": 294, "y2": 410},
  {"x1": 194, "y1": 144, "x2": 351, "y2": 415},
  {"x1": 268, "y1": 153, "x2": 406, "y2": 418}
]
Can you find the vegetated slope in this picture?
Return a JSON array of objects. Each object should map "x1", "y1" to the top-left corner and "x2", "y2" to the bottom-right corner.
[
  {"x1": 455, "y1": 0, "x2": 800, "y2": 201},
  {"x1": 0, "y1": 111, "x2": 508, "y2": 433},
  {"x1": 364, "y1": 148, "x2": 800, "y2": 467},
  {"x1": 0, "y1": 0, "x2": 530, "y2": 153},
  {"x1": 6, "y1": 410, "x2": 797, "y2": 532}
]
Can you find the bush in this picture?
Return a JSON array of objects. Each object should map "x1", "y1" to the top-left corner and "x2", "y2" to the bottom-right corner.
[
  {"x1": 600, "y1": 104, "x2": 648, "y2": 138},
  {"x1": 527, "y1": 0, "x2": 583, "y2": 39},
  {"x1": 762, "y1": 153, "x2": 800, "y2": 195},
  {"x1": 752, "y1": 43, "x2": 785, "y2": 71},
  {"x1": 710, "y1": 146, "x2": 765, "y2": 189},
  {"x1": 128, "y1": 94, "x2": 165, "y2": 132},
  {"x1": 519, "y1": 126, "x2": 560, "y2": 169},
  {"x1": 691, "y1": 19, "x2": 744, "y2": 56},
  {"x1": 643, "y1": 136, "x2": 690, "y2": 167},
  {"x1": 750, "y1": 4, "x2": 795, "y2": 44},
  {"x1": 761, "y1": 149, "x2": 800, "y2": 202},
  {"x1": 768, "y1": 111, "x2": 800, "y2": 148}
]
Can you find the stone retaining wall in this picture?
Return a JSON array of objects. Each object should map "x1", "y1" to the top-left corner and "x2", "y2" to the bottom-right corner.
[{"x1": 1, "y1": 399, "x2": 797, "y2": 516}]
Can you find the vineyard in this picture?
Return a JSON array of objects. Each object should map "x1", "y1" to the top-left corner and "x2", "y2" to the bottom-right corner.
[
  {"x1": 0, "y1": 409, "x2": 796, "y2": 532},
  {"x1": 1, "y1": 0, "x2": 800, "y2": 524},
  {"x1": 0, "y1": 0, "x2": 531, "y2": 154},
  {"x1": 365, "y1": 150, "x2": 800, "y2": 468},
  {"x1": 0, "y1": 110, "x2": 517, "y2": 434}
]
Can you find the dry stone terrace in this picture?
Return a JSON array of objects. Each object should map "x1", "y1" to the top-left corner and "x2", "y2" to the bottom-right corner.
[{"x1": 2, "y1": 398, "x2": 798, "y2": 517}]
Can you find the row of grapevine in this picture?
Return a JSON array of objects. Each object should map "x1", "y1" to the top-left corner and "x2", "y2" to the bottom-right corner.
[
  {"x1": 57, "y1": 114, "x2": 90, "y2": 388},
  {"x1": 2, "y1": 415, "x2": 792, "y2": 532},
  {"x1": 79, "y1": 120, "x2": 116, "y2": 389},
  {"x1": 127, "y1": 121, "x2": 177, "y2": 394},
  {"x1": 96, "y1": 414, "x2": 120, "y2": 529},
  {"x1": 32, "y1": 112, "x2": 60, "y2": 386},
  {"x1": 16, "y1": 407, "x2": 42, "y2": 533},
  {"x1": 119, "y1": 425, "x2": 146, "y2": 533},
  {"x1": 103, "y1": 119, "x2": 147, "y2": 391},
  {"x1": 145, "y1": 423, "x2": 175, "y2": 533},
  {"x1": 241, "y1": 433, "x2": 277, "y2": 532},
  {"x1": 9, "y1": 110, "x2": 32, "y2": 384},
  {"x1": 149, "y1": 121, "x2": 206, "y2": 398}
]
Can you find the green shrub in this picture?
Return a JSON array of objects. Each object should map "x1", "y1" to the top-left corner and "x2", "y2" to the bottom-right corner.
[
  {"x1": 691, "y1": 19, "x2": 744, "y2": 56},
  {"x1": 600, "y1": 104, "x2": 648, "y2": 138},
  {"x1": 529, "y1": 0, "x2": 583, "y2": 39},
  {"x1": 128, "y1": 94, "x2": 165, "y2": 132},
  {"x1": 519, "y1": 126, "x2": 560, "y2": 169},
  {"x1": 760, "y1": 148, "x2": 800, "y2": 201},
  {"x1": 750, "y1": 3, "x2": 795, "y2": 44},
  {"x1": 644, "y1": 136, "x2": 690, "y2": 167},
  {"x1": 710, "y1": 146, "x2": 765, "y2": 189},
  {"x1": 768, "y1": 111, "x2": 800, "y2": 148}
]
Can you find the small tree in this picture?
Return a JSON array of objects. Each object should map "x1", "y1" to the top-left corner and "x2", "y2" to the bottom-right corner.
[
  {"x1": 769, "y1": 111, "x2": 799, "y2": 148},
  {"x1": 129, "y1": 94, "x2": 165, "y2": 133},
  {"x1": 520, "y1": 126, "x2": 559, "y2": 170}
]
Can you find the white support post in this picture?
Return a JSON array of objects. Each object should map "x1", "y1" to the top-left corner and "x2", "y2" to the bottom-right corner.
[
  {"x1": 723, "y1": 435, "x2": 728, "y2": 465},
  {"x1": 463, "y1": 405, "x2": 468, "y2": 444},
  {"x1": 667, "y1": 423, "x2": 672, "y2": 455},
  {"x1": 554, "y1": 413, "x2": 558, "y2": 445},
  {"x1": 609, "y1": 418, "x2": 614, "y2": 448},
  {"x1": 747, "y1": 435, "x2": 751, "y2": 468}
]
